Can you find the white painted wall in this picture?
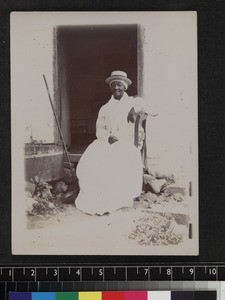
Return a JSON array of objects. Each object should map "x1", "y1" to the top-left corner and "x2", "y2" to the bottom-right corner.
[
  {"x1": 143, "y1": 13, "x2": 197, "y2": 182},
  {"x1": 11, "y1": 14, "x2": 55, "y2": 143}
]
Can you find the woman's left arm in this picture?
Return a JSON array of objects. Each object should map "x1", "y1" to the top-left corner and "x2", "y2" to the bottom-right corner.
[{"x1": 132, "y1": 96, "x2": 158, "y2": 117}]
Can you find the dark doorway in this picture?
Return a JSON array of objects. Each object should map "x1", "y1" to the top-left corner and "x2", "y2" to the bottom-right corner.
[{"x1": 56, "y1": 25, "x2": 138, "y2": 156}]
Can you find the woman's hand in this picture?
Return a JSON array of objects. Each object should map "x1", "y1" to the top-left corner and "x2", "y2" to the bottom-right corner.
[
  {"x1": 127, "y1": 107, "x2": 148, "y2": 123},
  {"x1": 108, "y1": 135, "x2": 119, "y2": 144}
]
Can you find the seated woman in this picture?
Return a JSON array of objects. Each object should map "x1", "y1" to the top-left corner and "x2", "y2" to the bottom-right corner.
[{"x1": 75, "y1": 71, "x2": 150, "y2": 215}]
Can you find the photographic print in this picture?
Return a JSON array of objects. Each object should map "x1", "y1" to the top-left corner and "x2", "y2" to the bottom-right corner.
[{"x1": 11, "y1": 12, "x2": 198, "y2": 255}]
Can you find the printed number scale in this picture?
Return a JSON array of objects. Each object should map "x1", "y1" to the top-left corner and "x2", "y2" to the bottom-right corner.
[
  {"x1": 0, "y1": 265, "x2": 222, "y2": 299},
  {"x1": 0, "y1": 265, "x2": 223, "y2": 282}
]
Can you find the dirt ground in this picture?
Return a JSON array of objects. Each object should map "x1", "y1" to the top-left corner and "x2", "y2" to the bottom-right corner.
[{"x1": 24, "y1": 195, "x2": 191, "y2": 255}]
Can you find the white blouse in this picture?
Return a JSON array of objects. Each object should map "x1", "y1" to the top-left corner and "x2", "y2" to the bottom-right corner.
[{"x1": 96, "y1": 92, "x2": 150, "y2": 147}]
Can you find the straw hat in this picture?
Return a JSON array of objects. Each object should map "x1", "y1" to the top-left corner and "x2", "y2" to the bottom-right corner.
[{"x1": 105, "y1": 71, "x2": 132, "y2": 87}]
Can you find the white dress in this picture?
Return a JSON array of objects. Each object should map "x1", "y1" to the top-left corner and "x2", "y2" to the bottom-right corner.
[{"x1": 75, "y1": 92, "x2": 149, "y2": 215}]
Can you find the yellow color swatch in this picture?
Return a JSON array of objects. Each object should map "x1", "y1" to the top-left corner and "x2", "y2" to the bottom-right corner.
[{"x1": 79, "y1": 292, "x2": 102, "y2": 300}]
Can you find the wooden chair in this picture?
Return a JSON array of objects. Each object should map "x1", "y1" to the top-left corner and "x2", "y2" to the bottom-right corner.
[{"x1": 134, "y1": 113, "x2": 148, "y2": 168}]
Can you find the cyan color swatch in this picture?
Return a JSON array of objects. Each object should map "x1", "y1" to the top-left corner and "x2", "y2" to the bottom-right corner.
[{"x1": 32, "y1": 292, "x2": 55, "y2": 300}]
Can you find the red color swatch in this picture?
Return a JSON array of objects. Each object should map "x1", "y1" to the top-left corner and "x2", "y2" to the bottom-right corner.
[{"x1": 102, "y1": 292, "x2": 125, "y2": 300}]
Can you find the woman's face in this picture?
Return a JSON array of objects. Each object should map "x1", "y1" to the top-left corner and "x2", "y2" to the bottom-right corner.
[{"x1": 110, "y1": 81, "x2": 126, "y2": 100}]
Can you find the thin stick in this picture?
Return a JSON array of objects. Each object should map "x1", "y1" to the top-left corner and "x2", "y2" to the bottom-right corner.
[{"x1": 43, "y1": 75, "x2": 76, "y2": 183}]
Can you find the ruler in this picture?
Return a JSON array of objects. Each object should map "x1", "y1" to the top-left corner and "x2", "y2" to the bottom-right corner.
[{"x1": 0, "y1": 265, "x2": 224, "y2": 282}]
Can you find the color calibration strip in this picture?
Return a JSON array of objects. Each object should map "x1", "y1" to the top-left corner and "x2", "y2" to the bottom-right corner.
[{"x1": 9, "y1": 291, "x2": 217, "y2": 300}]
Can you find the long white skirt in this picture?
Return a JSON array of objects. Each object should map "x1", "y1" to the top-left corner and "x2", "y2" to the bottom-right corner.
[{"x1": 75, "y1": 139, "x2": 143, "y2": 215}]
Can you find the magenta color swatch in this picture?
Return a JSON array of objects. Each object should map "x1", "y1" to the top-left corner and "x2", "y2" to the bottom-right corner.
[{"x1": 124, "y1": 291, "x2": 148, "y2": 300}]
